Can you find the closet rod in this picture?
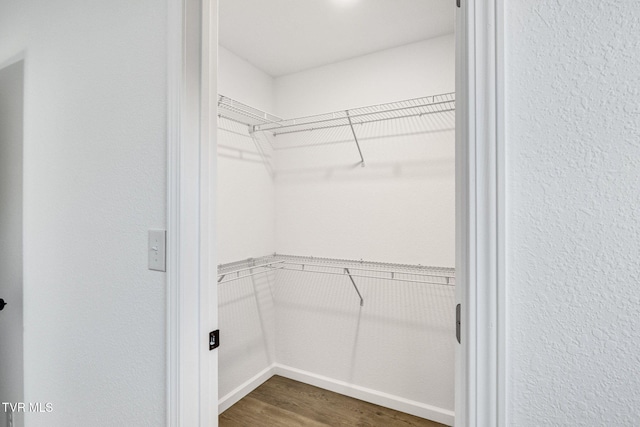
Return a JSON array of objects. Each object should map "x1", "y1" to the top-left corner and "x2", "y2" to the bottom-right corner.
[
  {"x1": 279, "y1": 260, "x2": 454, "y2": 281},
  {"x1": 218, "y1": 114, "x2": 259, "y2": 129},
  {"x1": 268, "y1": 265, "x2": 455, "y2": 287}
]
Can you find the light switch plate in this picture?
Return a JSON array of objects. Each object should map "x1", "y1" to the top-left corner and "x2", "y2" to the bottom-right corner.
[{"x1": 148, "y1": 230, "x2": 166, "y2": 271}]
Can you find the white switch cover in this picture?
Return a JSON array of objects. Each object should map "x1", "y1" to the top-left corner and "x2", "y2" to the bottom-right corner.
[{"x1": 148, "y1": 230, "x2": 166, "y2": 271}]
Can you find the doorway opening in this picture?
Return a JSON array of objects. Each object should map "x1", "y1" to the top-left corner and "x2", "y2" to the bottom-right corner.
[
  {"x1": 215, "y1": 2, "x2": 456, "y2": 425},
  {"x1": 169, "y1": 0, "x2": 505, "y2": 425}
]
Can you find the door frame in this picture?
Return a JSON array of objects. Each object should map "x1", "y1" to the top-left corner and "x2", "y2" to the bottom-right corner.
[
  {"x1": 166, "y1": 0, "x2": 217, "y2": 426},
  {"x1": 167, "y1": 0, "x2": 506, "y2": 425},
  {"x1": 455, "y1": 0, "x2": 506, "y2": 426}
]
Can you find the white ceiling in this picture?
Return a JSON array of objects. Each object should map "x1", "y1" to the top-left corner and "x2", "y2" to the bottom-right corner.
[{"x1": 219, "y1": 0, "x2": 455, "y2": 77}]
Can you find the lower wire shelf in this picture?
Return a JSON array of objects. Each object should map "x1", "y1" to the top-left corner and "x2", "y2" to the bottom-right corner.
[{"x1": 217, "y1": 254, "x2": 455, "y2": 306}]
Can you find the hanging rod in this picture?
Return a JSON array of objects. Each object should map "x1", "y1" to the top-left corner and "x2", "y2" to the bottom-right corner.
[{"x1": 218, "y1": 269, "x2": 276, "y2": 285}]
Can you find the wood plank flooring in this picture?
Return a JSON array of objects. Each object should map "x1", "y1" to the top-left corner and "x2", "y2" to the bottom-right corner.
[{"x1": 220, "y1": 375, "x2": 448, "y2": 427}]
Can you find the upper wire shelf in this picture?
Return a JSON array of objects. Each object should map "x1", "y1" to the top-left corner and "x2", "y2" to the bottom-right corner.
[
  {"x1": 218, "y1": 95, "x2": 283, "y2": 127},
  {"x1": 217, "y1": 92, "x2": 455, "y2": 167},
  {"x1": 253, "y1": 93, "x2": 455, "y2": 136}
]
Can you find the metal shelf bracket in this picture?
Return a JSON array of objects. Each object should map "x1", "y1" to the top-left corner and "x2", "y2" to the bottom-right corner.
[
  {"x1": 345, "y1": 110, "x2": 365, "y2": 167},
  {"x1": 344, "y1": 268, "x2": 364, "y2": 306}
]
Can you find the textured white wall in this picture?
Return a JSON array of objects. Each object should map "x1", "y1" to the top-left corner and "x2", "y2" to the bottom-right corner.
[
  {"x1": 274, "y1": 35, "x2": 455, "y2": 266},
  {"x1": 0, "y1": 1, "x2": 167, "y2": 426},
  {"x1": 217, "y1": 47, "x2": 277, "y2": 401},
  {"x1": 0, "y1": 60, "x2": 24, "y2": 427},
  {"x1": 506, "y1": 1, "x2": 640, "y2": 425}
]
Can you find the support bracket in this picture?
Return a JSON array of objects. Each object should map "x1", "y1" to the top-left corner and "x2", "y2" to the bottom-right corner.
[
  {"x1": 344, "y1": 268, "x2": 364, "y2": 306},
  {"x1": 345, "y1": 111, "x2": 365, "y2": 167}
]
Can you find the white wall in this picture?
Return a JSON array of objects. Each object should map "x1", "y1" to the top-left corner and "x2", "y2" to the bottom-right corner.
[
  {"x1": 274, "y1": 268, "x2": 455, "y2": 424},
  {"x1": 274, "y1": 35, "x2": 455, "y2": 266},
  {"x1": 218, "y1": 45, "x2": 275, "y2": 114},
  {"x1": 0, "y1": 1, "x2": 167, "y2": 426},
  {"x1": 217, "y1": 46, "x2": 276, "y2": 264},
  {"x1": 506, "y1": 2, "x2": 640, "y2": 425},
  {"x1": 0, "y1": 60, "x2": 24, "y2": 427},
  {"x1": 275, "y1": 35, "x2": 454, "y2": 117},
  {"x1": 272, "y1": 35, "x2": 456, "y2": 423},
  {"x1": 217, "y1": 47, "x2": 277, "y2": 404}
]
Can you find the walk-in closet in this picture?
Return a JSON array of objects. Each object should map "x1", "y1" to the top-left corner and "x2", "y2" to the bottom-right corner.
[{"x1": 216, "y1": 1, "x2": 456, "y2": 425}]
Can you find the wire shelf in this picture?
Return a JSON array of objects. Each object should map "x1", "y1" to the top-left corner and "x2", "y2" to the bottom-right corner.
[
  {"x1": 217, "y1": 255, "x2": 280, "y2": 285},
  {"x1": 253, "y1": 93, "x2": 455, "y2": 136},
  {"x1": 217, "y1": 92, "x2": 455, "y2": 168},
  {"x1": 217, "y1": 255, "x2": 278, "y2": 275},
  {"x1": 218, "y1": 254, "x2": 454, "y2": 286},
  {"x1": 218, "y1": 95, "x2": 282, "y2": 128}
]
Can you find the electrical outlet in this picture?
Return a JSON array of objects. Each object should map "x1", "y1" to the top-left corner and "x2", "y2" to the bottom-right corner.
[{"x1": 148, "y1": 230, "x2": 166, "y2": 272}]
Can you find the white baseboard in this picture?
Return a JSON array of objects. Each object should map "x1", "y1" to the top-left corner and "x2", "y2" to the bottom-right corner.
[
  {"x1": 218, "y1": 364, "x2": 276, "y2": 414},
  {"x1": 273, "y1": 364, "x2": 455, "y2": 427}
]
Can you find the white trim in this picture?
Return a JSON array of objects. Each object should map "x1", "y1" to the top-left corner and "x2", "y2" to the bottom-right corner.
[
  {"x1": 495, "y1": 1, "x2": 507, "y2": 424},
  {"x1": 218, "y1": 365, "x2": 276, "y2": 414},
  {"x1": 200, "y1": 1, "x2": 218, "y2": 426},
  {"x1": 275, "y1": 365, "x2": 455, "y2": 426},
  {"x1": 166, "y1": 0, "x2": 182, "y2": 424},
  {"x1": 455, "y1": 0, "x2": 506, "y2": 426},
  {"x1": 167, "y1": 0, "x2": 217, "y2": 426}
]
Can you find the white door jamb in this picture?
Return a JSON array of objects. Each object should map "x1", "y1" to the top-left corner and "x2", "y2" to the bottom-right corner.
[
  {"x1": 455, "y1": 0, "x2": 506, "y2": 426},
  {"x1": 167, "y1": 0, "x2": 218, "y2": 426}
]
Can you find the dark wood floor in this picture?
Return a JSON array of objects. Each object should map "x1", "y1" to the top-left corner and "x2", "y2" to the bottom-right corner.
[{"x1": 220, "y1": 375, "x2": 448, "y2": 427}]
